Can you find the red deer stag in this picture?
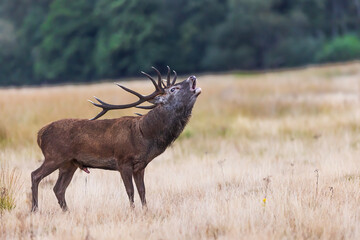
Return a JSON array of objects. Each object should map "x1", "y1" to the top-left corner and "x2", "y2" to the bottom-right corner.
[{"x1": 31, "y1": 66, "x2": 201, "y2": 211}]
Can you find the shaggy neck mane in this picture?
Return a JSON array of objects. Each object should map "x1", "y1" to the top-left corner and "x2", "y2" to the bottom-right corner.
[{"x1": 139, "y1": 104, "x2": 193, "y2": 149}]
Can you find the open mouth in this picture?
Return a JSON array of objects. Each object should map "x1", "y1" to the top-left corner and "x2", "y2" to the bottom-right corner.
[{"x1": 189, "y1": 76, "x2": 202, "y2": 96}]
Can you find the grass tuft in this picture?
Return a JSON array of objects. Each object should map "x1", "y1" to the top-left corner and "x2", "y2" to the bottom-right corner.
[{"x1": 0, "y1": 161, "x2": 21, "y2": 212}]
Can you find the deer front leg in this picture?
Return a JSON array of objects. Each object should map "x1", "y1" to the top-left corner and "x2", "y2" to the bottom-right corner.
[
  {"x1": 134, "y1": 169, "x2": 147, "y2": 208},
  {"x1": 119, "y1": 166, "x2": 134, "y2": 208}
]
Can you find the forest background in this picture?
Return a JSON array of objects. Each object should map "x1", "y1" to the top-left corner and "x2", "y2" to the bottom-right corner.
[{"x1": 1, "y1": 0, "x2": 360, "y2": 86}]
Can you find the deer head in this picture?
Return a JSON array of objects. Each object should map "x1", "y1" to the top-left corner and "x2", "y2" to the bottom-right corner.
[{"x1": 89, "y1": 66, "x2": 201, "y2": 120}]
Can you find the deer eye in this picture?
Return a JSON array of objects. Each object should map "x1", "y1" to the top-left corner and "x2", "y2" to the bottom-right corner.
[{"x1": 170, "y1": 88, "x2": 176, "y2": 92}]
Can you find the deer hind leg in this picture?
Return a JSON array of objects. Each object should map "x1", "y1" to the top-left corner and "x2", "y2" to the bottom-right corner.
[
  {"x1": 119, "y1": 166, "x2": 134, "y2": 208},
  {"x1": 133, "y1": 169, "x2": 147, "y2": 207},
  {"x1": 53, "y1": 162, "x2": 77, "y2": 211},
  {"x1": 31, "y1": 160, "x2": 61, "y2": 212}
]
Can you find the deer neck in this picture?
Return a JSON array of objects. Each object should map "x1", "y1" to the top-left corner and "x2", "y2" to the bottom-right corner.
[{"x1": 139, "y1": 105, "x2": 193, "y2": 148}]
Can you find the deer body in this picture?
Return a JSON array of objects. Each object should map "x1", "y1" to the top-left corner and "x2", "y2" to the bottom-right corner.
[{"x1": 31, "y1": 67, "x2": 201, "y2": 211}]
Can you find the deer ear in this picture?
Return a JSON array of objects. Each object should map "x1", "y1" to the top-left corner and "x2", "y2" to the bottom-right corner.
[{"x1": 149, "y1": 95, "x2": 165, "y2": 104}]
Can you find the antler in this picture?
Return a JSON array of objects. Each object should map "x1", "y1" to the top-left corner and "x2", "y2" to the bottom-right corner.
[{"x1": 89, "y1": 66, "x2": 177, "y2": 120}]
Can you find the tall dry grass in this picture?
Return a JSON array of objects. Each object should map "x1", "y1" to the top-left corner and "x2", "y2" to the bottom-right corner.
[
  {"x1": 1, "y1": 62, "x2": 360, "y2": 239},
  {"x1": 0, "y1": 161, "x2": 21, "y2": 212}
]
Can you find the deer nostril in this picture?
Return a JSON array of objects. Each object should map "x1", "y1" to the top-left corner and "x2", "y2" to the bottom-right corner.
[{"x1": 189, "y1": 76, "x2": 196, "y2": 81}]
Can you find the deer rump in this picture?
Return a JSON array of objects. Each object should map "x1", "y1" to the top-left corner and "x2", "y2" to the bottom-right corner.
[{"x1": 31, "y1": 66, "x2": 201, "y2": 212}]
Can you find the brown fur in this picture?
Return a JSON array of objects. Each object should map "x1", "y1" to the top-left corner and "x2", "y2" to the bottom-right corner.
[{"x1": 31, "y1": 75, "x2": 201, "y2": 211}]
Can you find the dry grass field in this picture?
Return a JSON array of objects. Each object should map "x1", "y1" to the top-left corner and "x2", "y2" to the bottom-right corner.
[{"x1": 1, "y1": 62, "x2": 360, "y2": 239}]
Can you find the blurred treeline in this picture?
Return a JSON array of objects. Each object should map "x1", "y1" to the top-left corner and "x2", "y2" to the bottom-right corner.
[{"x1": 1, "y1": 0, "x2": 360, "y2": 86}]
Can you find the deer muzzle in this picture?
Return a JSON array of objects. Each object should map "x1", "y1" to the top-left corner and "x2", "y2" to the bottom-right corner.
[{"x1": 188, "y1": 75, "x2": 201, "y2": 96}]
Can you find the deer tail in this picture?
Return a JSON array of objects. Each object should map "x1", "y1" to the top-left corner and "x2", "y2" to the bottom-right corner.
[{"x1": 37, "y1": 125, "x2": 49, "y2": 148}]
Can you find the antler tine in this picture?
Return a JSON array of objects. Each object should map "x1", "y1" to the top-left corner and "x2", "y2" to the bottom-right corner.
[
  {"x1": 152, "y1": 66, "x2": 166, "y2": 89},
  {"x1": 172, "y1": 70, "x2": 177, "y2": 85},
  {"x1": 88, "y1": 99, "x2": 109, "y2": 120},
  {"x1": 115, "y1": 83, "x2": 143, "y2": 99},
  {"x1": 93, "y1": 96, "x2": 112, "y2": 107},
  {"x1": 166, "y1": 66, "x2": 171, "y2": 87},
  {"x1": 136, "y1": 105, "x2": 156, "y2": 109},
  {"x1": 141, "y1": 71, "x2": 162, "y2": 92},
  {"x1": 89, "y1": 109, "x2": 108, "y2": 120}
]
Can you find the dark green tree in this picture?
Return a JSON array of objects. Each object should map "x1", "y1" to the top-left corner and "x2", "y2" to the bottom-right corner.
[
  {"x1": 316, "y1": 34, "x2": 360, "y2": 62},
  {"x1": 93, "y1": 0, "x2": 165, "y2": 77},
  {"x1": 203, "y1": 0, "x2": 311, "y2": 70},
  {"x1": 162, "y1": 0, "x2": 227, "y2": 72},
  {"x1": 35, "y1": 0, "x2": 98, "y2": 83},
  {"x1": 0, "y1": 0, "x2": 51, "y2": 85}
]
